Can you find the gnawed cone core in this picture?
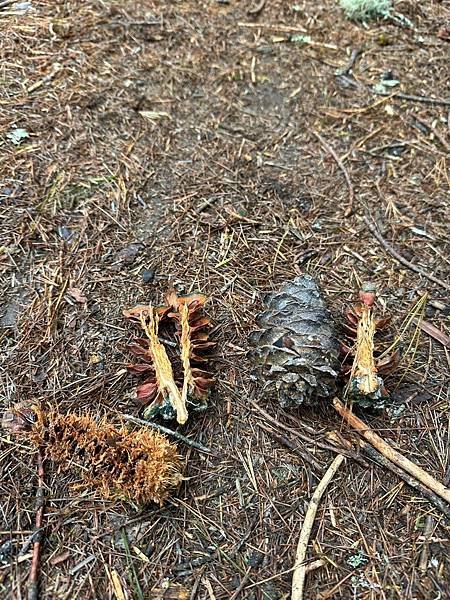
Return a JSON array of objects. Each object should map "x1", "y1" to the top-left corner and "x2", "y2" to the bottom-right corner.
[
  {"x1": 139, "y1": 308, "x2": 188, "y2": 424},
  {"x1": 342, "y1": 283, "x2": 398, "y2": 407},
  {"x1": 351, "y1": 302, "x2": 382, "y2": 397},
  {"x1": 124, "y1": 291, "x2": 215, "y2": 424}
]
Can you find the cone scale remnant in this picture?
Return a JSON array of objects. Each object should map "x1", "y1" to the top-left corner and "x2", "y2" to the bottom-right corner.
[
  {"x1": 341, "y1": 283, "x2": 398, "y2": 408},
  {"x1": 2, "y1": 404, "x2": 183, "y2": 505}
]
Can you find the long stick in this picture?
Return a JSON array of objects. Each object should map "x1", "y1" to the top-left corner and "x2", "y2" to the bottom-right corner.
[
  {"x1": 257, "y1": 422, "x2": 324, "y2": 471},
  {"x1": 249, "y1": 398, "x2": 367, "y2": 466},
  {"x1": 291, "y1": 454, "x2": 345, "y2": 600},
  {"x1": 359, "y1": 440, "x2": 450, "y2": 519},
  {"x1": 333, "y1": 398, "x2": 450, "y2": 503},
  {"x1": 121, "y1": 414, "x2": 213, "y2": 455},
  {"x1": 28, "y1": 449, "x2": 45, "y2": 600},
  {"x1": 372, "y1": 90, "x2": 450, "y2": 107}
]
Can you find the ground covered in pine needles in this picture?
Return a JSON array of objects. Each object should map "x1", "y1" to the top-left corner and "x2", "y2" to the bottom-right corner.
[{"x1": 1, "y1": 1, "x2": 449, "y2": 598}]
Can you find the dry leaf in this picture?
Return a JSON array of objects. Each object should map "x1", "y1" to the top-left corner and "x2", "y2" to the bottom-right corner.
[{"x1": 67, "y1": 287, "x2": 87, "y2": 304}]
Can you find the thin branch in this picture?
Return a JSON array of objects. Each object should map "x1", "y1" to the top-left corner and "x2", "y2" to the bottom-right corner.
[
  {"x1": 419, "y1": 515, "x2": 435, "y2": 573},
  {"x1": 121, "y1": 414, "x2": 214, "y2": 455},
  {"x1": 257, "y1": 422, "x2": 324, "y2": 471},
  {"x1": 372, "y1": 90, "x2": 450, "y2": 107},
  {"x1": 229, "y1": 567, "x2": 252, "y2": 600},
  {"x1": 363, "y1": 216, "x2": 450, "y2": 291},
  {"x1": 415, "y1": 318, "x2": 450, "y2": 348},
  {"x1": 312, "y1": 131, "x2": 355, "y2": 217},
  {"x1": 333, "y1": 398, "x2": 450, "y2": 503},
  {"x1": 335, "y1": 47, "x2": 363, "y2": 77},
  {"x1": 359, "y1": 440, "x2": 450, "y2": 519},
  {"x1": 247, "y1": 0, "x2": 266, "y2": 16},
  {"x1": 249, "y1": 398, "x2": 367, "y2": 465},
  {"x1": 411, "y1": 116, "x2": 450, "y2": 154},
  {"x1": 291, "y1": 454, "x2": 345, "y2": 600},
  {"x1": 28, "y1": 449, "x2": 45, "y2": 600}
]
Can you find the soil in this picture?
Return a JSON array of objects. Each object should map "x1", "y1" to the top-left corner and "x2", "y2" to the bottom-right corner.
[{"x1": 1, "y1": 1, "x2": 449, "y2": 599}]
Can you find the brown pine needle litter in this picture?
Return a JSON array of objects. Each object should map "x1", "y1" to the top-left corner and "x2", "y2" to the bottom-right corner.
[
  {"x1": 2, "y1": 404, "x2": 183, "y2": 505},
  {"x1": 2, "y1": 0, "x2": 449, "y2": 596}
]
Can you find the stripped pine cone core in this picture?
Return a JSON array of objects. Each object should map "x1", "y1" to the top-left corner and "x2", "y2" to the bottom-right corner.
[
  {"x1": 124, "y1": 291, "x2": 215, "y2": 424},
  {"x1": 341, "y1": 283, "x2": 398, "y2": 408},
  {"x1": 2, "y1": 404, "x2": 183, "y2": 505},
  {"x1": 249, "y1": 276, "x2": 340, "y2": 407}
]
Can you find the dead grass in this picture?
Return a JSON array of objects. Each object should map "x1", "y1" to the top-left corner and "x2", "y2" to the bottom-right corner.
[{"x1": 0, "y1": 0, "x2": 449, "y2": 598}]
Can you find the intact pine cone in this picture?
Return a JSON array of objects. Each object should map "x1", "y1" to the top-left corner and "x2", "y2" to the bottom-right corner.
[{"x1": 249, "y1": 276, "x2": 340, "y2": 407}]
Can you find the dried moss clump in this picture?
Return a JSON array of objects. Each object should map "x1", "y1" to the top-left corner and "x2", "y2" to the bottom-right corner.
[
  {"x1": 339, "y1": 0, "x2": 392, "y2": 20},
  {"x1": 2, "y1": 404, "x2": 183, "y2": 505}
]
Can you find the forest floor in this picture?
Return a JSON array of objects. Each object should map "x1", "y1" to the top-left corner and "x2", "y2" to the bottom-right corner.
[{"x1": 1, "y1": 1, "x2": 449, "y2": 599}]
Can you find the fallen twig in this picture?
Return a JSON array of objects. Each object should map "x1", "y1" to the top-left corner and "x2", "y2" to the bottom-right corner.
[
  {"x1": 411, "y1": 116, "x2": 450, "y2": 154},
  {"x1": 333, "y1": 398, "x2": 450, "y2": 504},
  {"x1": 257, "y1": 422, "x2": 324, "y2": 471},
  {"x1": 291, "y1": 454, "x2": 345, "y2": 600},
  {"x1": 419, "y1": 515, "x2": 435, "y2": 574},
  {"x1": 359, "y1": 440, "x2": 450, "y2": 519},
  {"x1": 249, "y1": 398, "x2": 367, "y2": 465},
  {"x1": 415, "y1": 318, "x2": 450, "y2": 348},
  {"x1": 229, "y1": 566, "x2": 252, "y2": 600},
  {"x1": 247, "y1": 0, "x2": 266, "y2": 16},
  {"x1": 28, "y1": 449, "x2": 45, "y2": 600},
  {"x1": 335, "y1": 47, "x2": 363, "y2": 77},
  {"x1": 372, "y1": 90, "x2": 450, "y2": 107},
  {"x1": 363, "y1": 217, "x2": 450, "y2": 291},
  {"x1": 121, "y1": 414, "x2": 214, "y2": 455},
  {"x1": 238, "y1": 22, "x2": 307, "y2": 33},
  {"x1": 312, "y1": 131, "x2": 355, "y2": 217}
]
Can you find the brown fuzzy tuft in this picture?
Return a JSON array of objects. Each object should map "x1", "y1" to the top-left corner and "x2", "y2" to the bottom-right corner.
[{"x1": 4, "y1": 405, "x2": 183, "y2": 505}]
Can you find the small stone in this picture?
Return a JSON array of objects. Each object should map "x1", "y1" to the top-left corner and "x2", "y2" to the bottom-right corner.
[
  {"x1": 115, "y1": 242, "x2": 144, "y2": 266},
  {"x1": 142, "y1": 268, "x2": 156, "y2": 284},
  {"x1": 58, "y1": 225, "x2": 74, "y2": 241}
]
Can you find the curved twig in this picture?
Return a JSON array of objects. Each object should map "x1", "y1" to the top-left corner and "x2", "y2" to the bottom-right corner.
[{"x1": 291, "y1": 454, "x2": 345, "y2": 599}]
